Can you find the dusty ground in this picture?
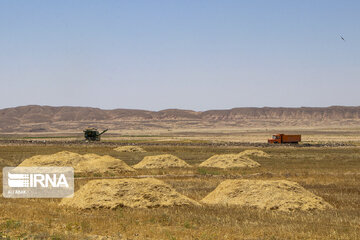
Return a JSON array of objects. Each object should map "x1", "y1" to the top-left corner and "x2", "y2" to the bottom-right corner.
[
  {"x1": 3, "y1": 126, "x2": 360, "y2": 144},
  {"x1": 0, "y1": 130, "x2": 359, "y2": 239}
]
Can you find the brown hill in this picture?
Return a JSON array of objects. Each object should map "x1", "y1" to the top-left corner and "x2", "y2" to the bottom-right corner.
[{"x1": 1, "y1": 105, "x2": 360, "y2": 132}]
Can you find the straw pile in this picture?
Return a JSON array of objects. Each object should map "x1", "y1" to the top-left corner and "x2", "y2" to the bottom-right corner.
[
  {"x1": 17, "y1": 151, "x2": 135, "y2": 174},
  {"x1": 201, "y1": 179, "x2": 332, "y2": 211},
  {"x1": 133, "y1": 154, "x2": 191, "y2": 169},
  {"x1": 238, "y1": 149, "x2": 270, "y2": 158},
  {"x1": 60, "y1": 178, "x2": 200, "y2": 209},
  {"x1": 77, "y1": 154, "x2": 135, "y2": 173},
  {"x1": 199, "y1": 154, "x2": 260, "y2": 169},
  {"x1": 113, "y1": 146, "x2": 146, "y2": 153}
]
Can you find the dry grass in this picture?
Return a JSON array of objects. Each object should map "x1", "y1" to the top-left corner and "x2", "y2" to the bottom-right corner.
[{"x1": 0, "y1": 143, "x2": 359, "y2": 239}]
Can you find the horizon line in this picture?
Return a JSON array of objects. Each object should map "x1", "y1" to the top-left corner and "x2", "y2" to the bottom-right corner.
[{"x1": 1, "y1": 104, "x2": 360, "y2": 113}]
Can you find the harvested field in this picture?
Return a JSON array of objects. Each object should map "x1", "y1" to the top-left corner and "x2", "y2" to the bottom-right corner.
[
  {"x1": 133, "y1": 154, "x2": 191, "y2": 169},
  {"x1": 17, "y1": 151, "x2": 134, "y2": 174},
  {"x1": 201, "y1": 179, "x2": 333, "y2": 211},
  {"x1": 60, "y1": 178, "x2": 200, "y2": 209},
  {"x1": 113, "y1": 146, "x2": 146, "y2": 152},
  {"x1": 0, "y1": 141, "x2": 359, "y2": 239},
  {"x1": 199, "y1": 154, "x2": 260, "y2": 169}
]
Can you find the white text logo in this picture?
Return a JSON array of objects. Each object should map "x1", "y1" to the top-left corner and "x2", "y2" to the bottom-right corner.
[
  {"x1": 3, "y1": 167, "x2": 74, "y2": 198},
  {"x1": 8, "y1": 173, "x2": 69, "y2": 188}
]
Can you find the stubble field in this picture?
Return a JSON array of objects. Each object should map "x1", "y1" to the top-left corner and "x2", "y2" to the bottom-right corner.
[{"x1": 0, "y1": 138, "x2": 359, "y2": 239}]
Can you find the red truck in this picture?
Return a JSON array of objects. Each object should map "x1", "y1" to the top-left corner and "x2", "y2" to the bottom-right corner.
[{"x1": 268, "y1": 134, "x2": 301, "y2": 144}]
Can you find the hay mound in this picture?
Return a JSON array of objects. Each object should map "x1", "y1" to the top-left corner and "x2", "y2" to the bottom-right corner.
[
  {"x1": 199, "y1": 154, "x2": 260, "y2": 169},
  {"x1": 18, "y1": 151, "x2": 135, "y2": 174},
  {"x1": 18, "y1": 151, "x2": 85, "y2": 167},
  {"x1": 238, "y1": 149, "x2": 270, "y2": 158},
  {"x1": 201, "y1": 179, "x2": 332, "y2": 211},
  {"x1": 60, "y1": 178, "x2": 200, "y2": 209},
  {"x1": 133, "y1": 154, "x2": 191, "y2": 169},
  {"x1": 77, "y1": 154, "x2": 135, "y2": 173},
  {"x1": 113, "y1": 146, "x2": 146, "y2": 153}
]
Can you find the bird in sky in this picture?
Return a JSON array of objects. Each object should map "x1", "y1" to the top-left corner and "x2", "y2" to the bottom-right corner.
[{"x1": 340, "y1": 35, "x2": 345, "y2": 41}]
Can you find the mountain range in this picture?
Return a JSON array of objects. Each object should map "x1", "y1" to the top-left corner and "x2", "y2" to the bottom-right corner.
[{"x1": 1, "y1": 105, "x2": 360, "y2": 133}]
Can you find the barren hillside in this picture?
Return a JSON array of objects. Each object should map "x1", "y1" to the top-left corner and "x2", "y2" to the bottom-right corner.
[{"x1": 1, "y1": 105, "x2": 360, "y2": 133}]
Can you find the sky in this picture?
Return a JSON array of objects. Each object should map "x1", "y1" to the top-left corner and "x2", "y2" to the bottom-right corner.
[{"x1": 0, "y1": 0, "x2": 359, "y2": 111}]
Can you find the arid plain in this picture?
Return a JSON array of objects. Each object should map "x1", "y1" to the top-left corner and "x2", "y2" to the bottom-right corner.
[{"x1": 0, "y1": 106, "x2": 359, "y2": 239}]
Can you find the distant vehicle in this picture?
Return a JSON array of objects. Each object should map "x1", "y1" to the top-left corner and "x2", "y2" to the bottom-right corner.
[
  {"x1": 83, "y1": 128, "x2": 108, "y2": 141},
  {"x1": 268, "y1": 134, "x2": 301, "y2": 144}
]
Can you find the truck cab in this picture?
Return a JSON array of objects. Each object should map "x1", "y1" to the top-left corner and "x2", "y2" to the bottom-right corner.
[{"x1": 268, "y1": 134, "x2": 282, "y2": 144}]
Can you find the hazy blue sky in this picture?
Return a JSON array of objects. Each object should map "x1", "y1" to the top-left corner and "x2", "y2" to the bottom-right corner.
[{"x1": 1, "y1": 1, "x2": 359, "y2": 110}]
